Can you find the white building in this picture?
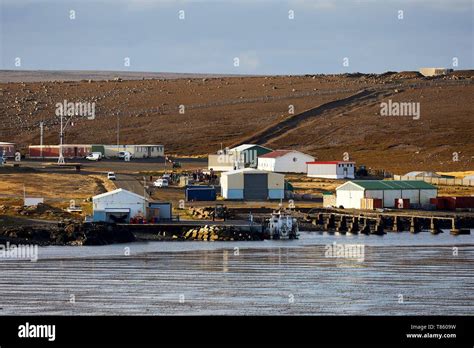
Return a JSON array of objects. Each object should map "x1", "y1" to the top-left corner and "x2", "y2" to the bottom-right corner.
[
  {"x1": 307, "y1": 161, "x2": 355, "y2": 179},
  {"x1": 208, "y1": 151, "x2": 238, "y2": 172},
  {"x1": 335, "y1": 180, "x2": 438, "y2": 209},
  {"x1": 419, "y1": 68, "x2": 453, "y2": 77},
  {"x1": 103, "y1": 144, "x2": 164, "y2": 159},
  {"x1": 208, "y1": 144, "x2": 272, "y2": 172},
  {"x1": 92, "y1": 188, "x2": 147, "y2": 223},
  {"x1": 404, "y1": 171, "x2": 441, "y2": 178},
  {"x1": 221, "y1": 168, "x2": 285, "y2": 200},
  {"x1": 257, "y1": 150, "x2": 315, "y2": 173}
]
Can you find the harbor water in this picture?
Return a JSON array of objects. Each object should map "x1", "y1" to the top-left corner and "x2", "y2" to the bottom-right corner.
[{"x1": 0, "y1": 231, "x2": 473, "y2": 315}]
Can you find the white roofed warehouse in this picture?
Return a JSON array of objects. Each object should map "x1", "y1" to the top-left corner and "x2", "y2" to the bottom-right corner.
[
  {"x1": 92, "y1": 188, "x2": 147, "y2": 223},
  {"x1": 221, "y1": 168, "x2": 285, "y2": 200},
  {"x1": 336, "y1": 180, "x2": 438, "y2": 209},
  {"x1": 257, "y1": 150, "x2": 315, "y2": 173}
]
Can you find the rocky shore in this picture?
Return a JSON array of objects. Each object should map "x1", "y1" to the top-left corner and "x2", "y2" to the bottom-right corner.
[{"x1": 0, "y1": 219, "x2": 135, "y2": 246}]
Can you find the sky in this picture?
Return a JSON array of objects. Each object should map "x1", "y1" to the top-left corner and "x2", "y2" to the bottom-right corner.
[{"x1": 0, "y1": 0, "x2": 473, "y2": 74}]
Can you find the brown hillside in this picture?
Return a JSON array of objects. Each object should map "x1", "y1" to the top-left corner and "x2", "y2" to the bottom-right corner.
[{"x1": 0, "y1": 70, "x2": 473, "y2": 173}]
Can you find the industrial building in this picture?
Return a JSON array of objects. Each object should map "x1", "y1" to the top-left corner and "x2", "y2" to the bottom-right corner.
[
  {"x1": 208, "y1": 144, "x2": 272, "y2": 171},
  {"x1": 404, "y1": 171, "x2": 441, "y2": 178},
  {"x1": 0, "y1": 142, "x2": 15, "y2": 158},
  {"x1": 92, "y1": 188, "x2": 148, "y2": 223},
  {"x1": 28, "y1": 144, "x2": 164, "y2": 159},
  {"x1": 336, "y1": 180, "x2": 438, "y2": 209},
  {"x1": 257, "y1": 150, "x2": 315, "y2": 173},
  {"x1": 101, "y1": 144, "x2": 164, "y2": 159},
  {"x1": 307, "y1": 161, "x2": 355, "y2": 179},
  {"x1": 230, "y1": 144, "x2": 273, "y2": 167},
  {"x1": 419, "y1": 68, "x2": 453, "y2": 77},
  {"x1": 220, "y1": 168, "x2": 285, "y2": 200}
]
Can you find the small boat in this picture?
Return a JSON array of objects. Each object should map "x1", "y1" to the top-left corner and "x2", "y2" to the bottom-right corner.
[{"x1": 266, "y1": 210, "x2": 299, "y2": 240}]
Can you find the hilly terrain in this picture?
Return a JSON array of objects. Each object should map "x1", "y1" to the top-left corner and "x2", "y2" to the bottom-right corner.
[{"x1": 1, "y1": 69, "x2": 473, "y2": 174}]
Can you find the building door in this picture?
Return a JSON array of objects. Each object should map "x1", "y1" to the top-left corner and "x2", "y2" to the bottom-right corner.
[
  {"x1": 106, "y1": 211, "x2": 130, "y2": 223},
  {"x1": 244, "y1": 174, "x2": 268, "y2": 200}
]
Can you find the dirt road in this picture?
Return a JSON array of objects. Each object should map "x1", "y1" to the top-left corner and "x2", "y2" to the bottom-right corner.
[{"x1": 114, "y1": 174, "x2": 148, "y2": 197}]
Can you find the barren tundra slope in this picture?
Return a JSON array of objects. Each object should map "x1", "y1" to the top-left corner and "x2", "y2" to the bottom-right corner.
[{"x1": 0, "y1": 70, "x2": 473, "y2": 173}]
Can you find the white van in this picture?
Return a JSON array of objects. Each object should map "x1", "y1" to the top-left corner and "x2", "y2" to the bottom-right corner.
[{"x1": 86, "y1": 152, "x2": 102, "y2": 161}]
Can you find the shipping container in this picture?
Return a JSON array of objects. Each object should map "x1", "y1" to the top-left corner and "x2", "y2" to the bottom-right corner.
[
  {"x1": 185, "y1": 186, "x2": 217, "y2": 201},
  {"x1": 394, "y1": 198, "x2": 410, "y2": 209},
  {"x1": 360, "y1": 198, "x2": 383, "y2": 210},
  {"x1": 431, "y1": 197, "x2": 474, "y2": 211},
  {"x1": 29, "y1": 145, "x2": 91, "y2": 159},
  {"x1": 29, "y1": 145, "x2": 60, "y2": 158}
]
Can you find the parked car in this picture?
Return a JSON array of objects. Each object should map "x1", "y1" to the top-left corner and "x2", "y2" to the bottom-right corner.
[
  {"x1": 162, "y1": 173, "x2": 171, "y2": 181},
  {"x1": 153, "y1": 178, "x2": 169, "y2": 187},
  {"x1": 118, "y1": 151, "x2": 132, "y2": 160},
  {"x1": 107, "y1": 172, "x2": 116, "y2": 180},
  {"x1": 86, "y1": 152, "x2": 102, "y2": 161}
]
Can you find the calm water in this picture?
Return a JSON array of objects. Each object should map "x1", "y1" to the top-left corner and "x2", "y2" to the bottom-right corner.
[{"x1": 0, "y1": 231, "x2": 473, "y2": 315}]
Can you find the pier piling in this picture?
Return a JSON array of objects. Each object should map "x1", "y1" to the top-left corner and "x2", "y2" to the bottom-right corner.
[{"x1": 410, "y1": 217, "x2": 421, "y2": 233}]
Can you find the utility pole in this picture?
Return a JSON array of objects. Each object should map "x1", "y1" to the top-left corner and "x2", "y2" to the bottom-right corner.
[
  {"x1": 40, "y1": 121, "x2": 44, "y2": 159},
  {"x1": 57, "y1": 112, "x2": 75, "y2": 165},
  {"x1": 143, "y1": 176, "x2": 147, "y2": 217},
  {"x1": 117, "y1": 115, "x2": 120, "y2": 148},
  {"x1": 58, "y1": 113, "x2": 65, "y2": 164}
]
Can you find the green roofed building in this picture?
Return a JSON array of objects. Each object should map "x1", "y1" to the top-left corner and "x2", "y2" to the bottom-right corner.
[{"x1": 336, "y1": 180, "x2": 438, "y2": 209}]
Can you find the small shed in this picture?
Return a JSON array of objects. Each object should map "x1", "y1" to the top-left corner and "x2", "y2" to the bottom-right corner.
[
  {"x1": 220, "y1": 168, "x2": 284, "y2": 200},
  {"x1": 148, "y1": 202, "x2": 172, "y2": 221}
]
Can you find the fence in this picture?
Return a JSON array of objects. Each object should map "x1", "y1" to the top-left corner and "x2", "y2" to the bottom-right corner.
[{"x1": 393, "y1": 175, "x2": 474, "y2": 187}]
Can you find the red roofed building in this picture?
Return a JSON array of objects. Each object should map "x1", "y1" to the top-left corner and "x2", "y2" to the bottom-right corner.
[
  {"x1": 257, "y1": 150, "x2": 315, "y2": 173},
  {"x1": 307, "y1": 161, "x2": 355, "y2": 179}
]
